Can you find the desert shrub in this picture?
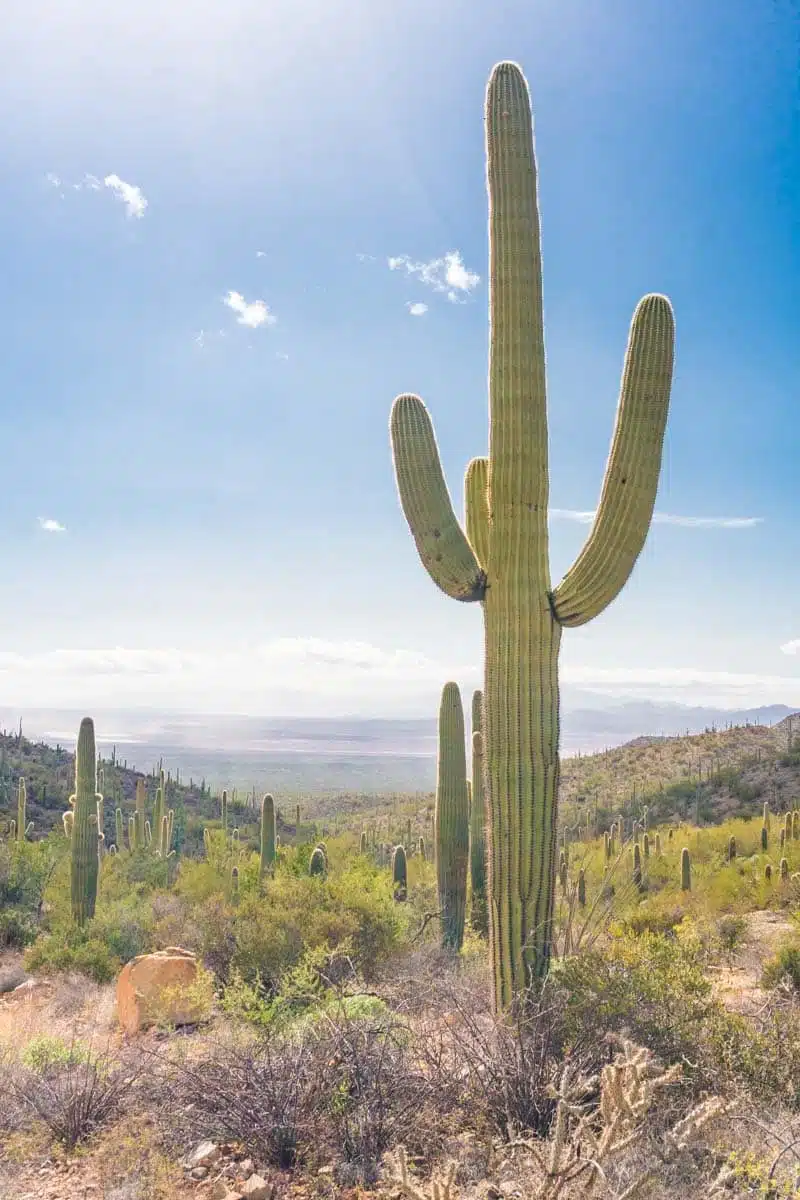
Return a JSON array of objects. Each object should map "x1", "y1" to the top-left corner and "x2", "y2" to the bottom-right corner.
[
  {"x1": 24, "y1": 930, "x2": 120, "y2": 983},
  {"x1": 13, "y1": 1047, "x2": 140, "y2": 1148},
  {"x1": 20, "y1": 1035, "x2": 90, "y2": 1073},
  {"x1": 762, "y1": 941, "x2": 800, "y2": 991},
  {"x1": 0, "y1": 838, "x2": 59, "y2": 947}
]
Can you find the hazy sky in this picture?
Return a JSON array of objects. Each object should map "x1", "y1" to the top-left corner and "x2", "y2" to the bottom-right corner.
[{"x1": 0, "y1": 0, "x2": 799, "y2": 716}]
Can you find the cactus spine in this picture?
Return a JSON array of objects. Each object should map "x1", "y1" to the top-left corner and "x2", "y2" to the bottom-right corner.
[
  {"x1": 469, "y1": 691, "x2": 488, "y2": 935},
  {"x1": 434, "y1": 683, "x2": 469, "y2": 952},
  {"x1": 389, "y1": 63, "x2": 674, "y2": 1007},
  {"x1": 70, "y1": 718, "x2": 101, "y2": 926},
  {"x1": 392, "y1": 844, "x2": 408, "y2": 901},
  {"x1": 260, "y1": 793, "x2": 276, "y2": 876},
  {"x1": 681, "y1": 847, "x2": 691, "y2": 892}
]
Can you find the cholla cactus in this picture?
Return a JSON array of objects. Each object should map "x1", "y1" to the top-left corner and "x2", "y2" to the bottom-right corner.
[
  {"x1": 389, "y1": 63, "x2": 673, "y2": 1008},
  {"x1": 681, "y1": 847, "x2": 691, "y2": 891},
  {"x1": 70, "y1": 718, "x2": 101, "y2": 926}
]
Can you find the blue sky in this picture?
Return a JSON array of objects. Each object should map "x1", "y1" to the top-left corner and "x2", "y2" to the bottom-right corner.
[{"x1": 0, "y1": 0, "x2": 798, "y2": 716}]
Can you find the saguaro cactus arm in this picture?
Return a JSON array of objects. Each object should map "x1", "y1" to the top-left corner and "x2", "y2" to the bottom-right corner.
[
  {"x1": 390, "y1": 396, "x2": 486, "y2": 602},
  {"x1": 464, "y1": 457, "x2": 491, "y2": 570},
  {"x1": 551, "y1": 295, "x2": 675, "y2": 627}
]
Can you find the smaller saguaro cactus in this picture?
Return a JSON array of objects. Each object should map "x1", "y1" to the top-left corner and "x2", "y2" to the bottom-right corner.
[
  {"x1": 62, "y1": 810, "x2": 74, "y2": 837},
  {"x1": 784, "y1": 812, "x2": 792, "y2": 842},
  {"x1": 633, "y1": 843, "x2": 643, "y2": 891},
  {"x1": 309, "y1": 846, "x2": 326, "y2": 877},
  {"x1": 135, "y1": 780, "x2": 146, "y2": 848},
  {"x1": 231, "y1": 865, "x2": 239, "y2": 897},
  {"x1": 681, "y1": 847, "x2": 691, "y2": 892},
  {"x1": 418, "y1": 835, "x2": 426, "y2": 861},
  {"x1": 763, "y1": 801, "x2": 770, "y2": 830},
  {"x1": 780, "y1": 857, "x2": 789, "y2": 882},
  {"x1": 654, "y1": 832, "x2": 662, "y2": 856},
  {"x1": 16, "y1": 778, "x2": 26, "y2": 842},
  {"x1": 115, "y1": 808, "x2": 124, "y2": 853},
  {"x1": 668, "y1": 828, "x2": 674, "y2": 842},
  {"x1": 577, "y1": 868, "x2": 586, "y2": 908},
  {"x1": 761, "y1": 825, "x2": 768, "y2": 852},
  {"x1": 406, "y1": 818, "x2": 412, "y2": 848},
  {"x1": 159, "y1": 814, "x2": 170, "y2": 858},
  {"x1": 260, "y1": 794, "x2": 276, "y2": 876},
  {"x1": 765, "y1": 863, "x2": 773, "y2": 883},
  {"x1": 392, "y1": 844, "x2": 408, "y2": 901},
  {"x1": 781, "y1": 829, "x2": 786, "y2": 850},
  {"x1": 435, "y1": 683, "x2": 469, "y2": 952},
  {"x1": 559, "y1": 855, "x2": 568, "y2": 891},
  {"x1": 145, "y1": 819, "x2": 152, "y2": 846},
  {"x1": 167, "y1": 809, "x2": 175, "y2": 850},
  {"x1": 604, "y1": 831, "x2": 612, "y2": 859},
  {"x1": 641, "y1": 807, "x2": 648, "y2": 833},
  {"x1": 70, "y1": 718, "x2": 101, "y2": 926},
  {"x1": 296, "y1": 803, "x2": 301, "y2": 830},
  {"x1": 221, "y1": 789, "x2": 228, "y2": 833},
  {"x1": 643, "y1": 833, "x2": 650, "y2": 859},
  {"x1": 128, "y1": 814, "x2": 135, "y2": 850},
  {"x1": 728, "y1": 836, "x2": 736, "y2": 862},
  {"x1": 793, "y1": 811, "x2": 800, "y2": 840},
  {"x1": 359, "y1": 830, "x2": 367, "y2": 855}
]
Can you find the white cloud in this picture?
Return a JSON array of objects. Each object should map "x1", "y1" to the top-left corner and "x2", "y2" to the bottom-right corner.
[
  {"x1": 388, "y1": 251, "x2": 480, "y2": 303},
  {"x1": 0, "y1": 647, "x2": 196, "y2": 677},
  {"x1": 780, "y1": 640, "x2": 800, "y2": 656},
  {"x1": 560, "y1": 662, "x2": 800, "y2": 707},
  {"x1": 45, "y1": 172, "x2": 61, "y2": 188},
  {"x1": 103, "y1": 174, "x2": 148, "y2": 217},
  {"x1": 406, "y1": 302, "x2": 428, "y2": 317},
  {"x1": 223, "y1": 290, "x2": 276, "y2": 329},
  {"x1": 256, "y1": 250, "x2": 266, "y2": 258},
  {"x1": 356, "y1": 252, "x2": 376, "y2": 262},
  {"x1": 276, "y1": 351, "x2": 289, "y2": 360},
  {"x1": 550, "y1": 509, "x2": 762, "y2": 529},
  {"x1": 38, "y1": 518, "x2": 66, "y2": 533}
]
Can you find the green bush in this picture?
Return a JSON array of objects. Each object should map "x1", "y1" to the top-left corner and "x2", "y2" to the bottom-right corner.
[
  {"x1": 762, "y1": 942, "x2": 800, "y2": 991},
  {"x1": 21, "y1": 1034, "x2": 90, "y2": 1073}
]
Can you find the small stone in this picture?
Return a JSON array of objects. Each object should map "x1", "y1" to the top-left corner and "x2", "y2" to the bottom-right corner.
[
  {"x1": 191, "y1": 1166, "x2": 209, "y2": 1180},
  {"x1": 239, "y1": 1159, "x2": 254, "y2": 1178},
  {"x1": 185, "y1": 1140, "x2": 221, "y2": 1169},
  {"x1": 240, "y1": 1175, "x2": 272, "y2": 1200}
]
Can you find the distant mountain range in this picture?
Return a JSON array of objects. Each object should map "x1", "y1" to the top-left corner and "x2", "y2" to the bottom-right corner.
[{"x1": 0, "y1": 700, "x2": 793, "y2": 793}]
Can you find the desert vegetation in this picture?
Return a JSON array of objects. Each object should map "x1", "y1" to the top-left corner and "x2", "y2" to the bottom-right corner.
[{"x1": 1, "y1": 57, "x2": 799, "y2": 1200}]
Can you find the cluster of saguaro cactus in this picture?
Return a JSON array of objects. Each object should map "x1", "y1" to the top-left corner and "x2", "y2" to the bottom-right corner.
[
  {"x1": 469, "y1": 691, "x2": 488, "y2": 935},
  {"x1": 260, "y1": 793, "x2": 276, "y2": 876},
  {"x1": 389, "y1": 61, "x2": 674, "y2": 1007},
  {"x1": 69, "y1": 718, "x2": 101, "y2": 926},
  {"x1": 434, "y1": 683, "x2": 469, "y2": 952}
]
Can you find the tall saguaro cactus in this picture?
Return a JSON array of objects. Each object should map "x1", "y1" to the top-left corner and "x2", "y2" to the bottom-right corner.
[
  {"x1": 70, "y1": 718, "x2": 101, "y2": 926},
  {"x1": 435, "y1": 683, "x2": 470, "y2": 952},
  {"x1": 260, "y1": 793, "x2": 276, "y2": 876},
  {"x1": 390, "y1": 63, "x2": 674, "y2": 1008}
]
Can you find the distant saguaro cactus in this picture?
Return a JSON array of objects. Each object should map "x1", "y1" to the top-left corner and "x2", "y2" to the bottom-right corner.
[
  {"x1": 359, "y1": 830, "x2": 367, "y2": 855},
  {"x1": 135, "y1": 780, "x2": 146, "y2": 849},
  {"x1": 765, "y1": 863, "x2": 773, "y2": 882},
  {"x1": 633, "y1": 843, "x2": 643, "y2": 891},
  {"x1": 577, "y1": 868, "x2": 586, "y2": 908},
  {"x1": 388, "y1": 62, "x2": 674, "y2": 1007},
  {"x1": 681, "y1": 847, "x2": 691, "y2": 892},
  {"x1": 392, "y1": 844, "x2": 408, "y2": 901},
  {"x1": 260, "y1": 794, "x2": 276, "y2": 876},
  {"x1": 728, "y1": 836, "x2": 736, "y2": 862},
  {"x1": 16, "y1": 778, "x2": 27, "y2": 842},
  {"x1": 70, "y1": 718, "x2": 101, "y2": 926},
  {"x1": 115, "y1": 807, "x2": 124, "y2": 853},
  {"x1": 221, "y1": 789, "x2": 228, "y2": 834},
  {"x1": 309, "y1": 846, "x2": 326, "y2": 877},
  {"x1": 434, "y1": 682, "x2": 469, "y2": 952},
  {"x1": 761, "y1": 826, "x2": 768, "y2": 852},
  {"x1": 780, "y1": 857, "x2": 789, "y2": 882}
]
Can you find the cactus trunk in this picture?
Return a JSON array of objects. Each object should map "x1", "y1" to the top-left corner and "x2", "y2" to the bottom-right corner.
[
  {"x1": 70, "y1": 718, "x2": 100, "y2": 926},
  {"x1": 16, "y1": 779, "x2": 26, "y2": 842},
  {"x1": 469, "y1": 691, "x2": 488, "y2": 935},
  {"x1": 389, "y1": 63, "x2": 673, "y2": 1008}
]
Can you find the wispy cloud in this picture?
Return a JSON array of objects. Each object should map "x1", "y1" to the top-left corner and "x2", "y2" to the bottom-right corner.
[
  {"x1": 406, "y1": 302, "x2": 428, "y2": 317},
  {"x1": 37, "y1": 518, "x2": 66, "y2": 533},
  {"x1": 356, "y1": 252, "x2": 377, "y2": 263},
  {"x1": 103, "y1": 174, "x2": 148, "y2": 218},
  {"x1": 46, "y1": 171, "x2": 148, "y2": 218},
  {"x1": 388, "y1": 251, "x2": 480, "y2": 303},
  {"x1": 561, "y1": 662, "x2": 800, "y2": 706},
  {"x1": 780, "y1": 640, "x2": 800, "y2": 656},
  {"x1": 550, "y1": 509, "x2": 762, "y2": 529},
  {"x1": 223, "y1": 290, "x2": 276, "y2": 329},
  {"x1": 256, "y1": 250, "x2": 266, "y2": 258}
]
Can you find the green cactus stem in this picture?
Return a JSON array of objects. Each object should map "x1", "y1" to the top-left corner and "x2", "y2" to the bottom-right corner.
[
  {"x1": 145, "y1": 819, "x2": 152, "y2": 846},
  {"x1": 470, "y1": 691, "x2": 488, "y2": 935},
  {"x1": 763, "y1": 801, "x2": 770, "y2": 830},
  {"x1": 159, "y1": 814, "x2": 170, "y2": 858},
  {"x1": 577, "y1": 868, "x2": 586, "y2": 907},
  {"x1": 115, "y1": 808, "x2": 124, "y2": 853},
  {"x1": 681, "y1": 847, "x2": 691, "y2": 892},
  {"x1": 418, "y1": 835, "x2": 426, "y2": 861},
  {"x1": 309, "y1": 846, "x2": 326, "y2": 877},
  {"x1": 793, "y1": 812, "x2": 800, "y2": 840},
  {"x1": 296, "y1": 803, "x2": 301, "y2": 830},
  {"x1": 128, "y1": 814, "x2": 135, "y2": 850},
  {"x1": 643, "y1": 833, "x2": 650, "y2": 859},
  {"x1": 780, "y1": 857, "x2": 789, "y2": 882},
  {"x1": 221, "y1": 789, "x2": 228, "y2": 834},
  {"x1": 389, "y1": 63, "x2": 673, "y2": 1006},
  {"x1": 434, "y1": 683, "x2": 469, "y2": 952},
  {"x1": 260, "y1": 794, "x2": 276, "y2": 876},
  {"x1": 134, "y1": 780, "x2": 146, "y2": 849},
  {"x1": 633, "y1": 843, "x2": 643, "y2": 891},
  {"x1": 761, "y1": 826, "x2": 768, "y2": 852},
  {"x1": 70, "y1": 718, "x2": 101, "y2": 926},
  {"x1": 392, "y1": 844, "x2": 408, "y2": 901},
  {"x1": 559, "y1": 857, "x2": 567, "y2": 892},
  {"x1": 654, "y1": 833, "x2": 662, "y2": 856},
  {"x1": 359, "y1": 830, "x2": 368, "y2": 855},
  {"x1": 728, "y1": 836, "x2": 736, "y2": 862},
  {"x1": 231, "y1": 864, "x2": 239, "y2": 897},
  {"x1": 604, "y1": 832, "x2": 612, "y2": 859},
  {"x1": 784, "y1": 813, "x2": 792, "y2": 842},
  {"x1": 16, "y1": 778, "x2": 26, "y2": 842}
]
